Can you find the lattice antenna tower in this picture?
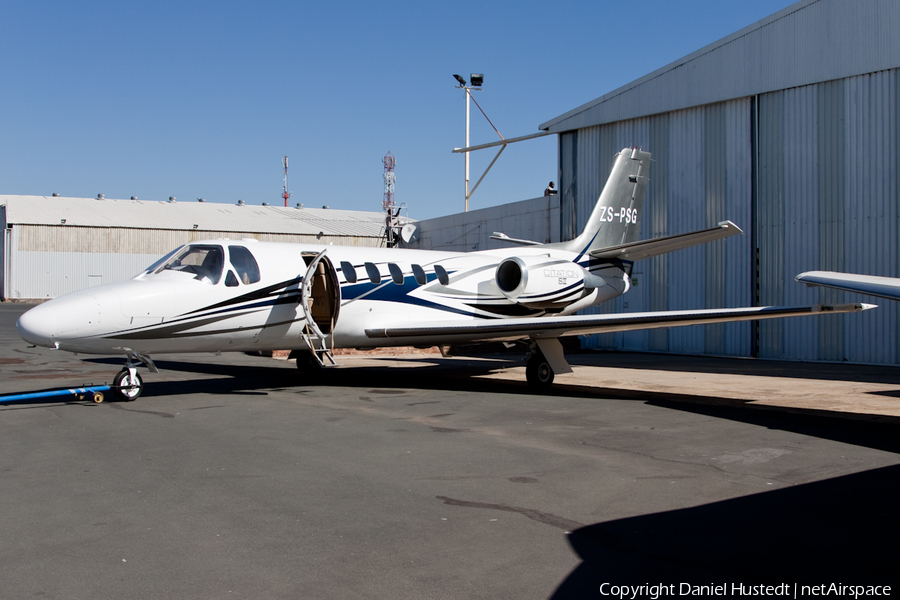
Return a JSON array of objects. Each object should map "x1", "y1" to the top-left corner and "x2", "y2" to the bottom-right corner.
[
  {"x1": 282, "y1": 156, "x2": 291, "y2": 207},
  {"x1": 382, "y1": 151, "x2": 396, "y2": 212}
]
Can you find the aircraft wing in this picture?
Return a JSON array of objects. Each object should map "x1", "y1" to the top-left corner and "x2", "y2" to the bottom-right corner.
[
  {"x1": 796, "y1": 271, "x2": 900, "y2": 301},
  {"x1": 365, "y1": 303, "x2": 874, "y2": 343},
  {"x1": 591, "y1": 221, "x2": 742, "y2": 262}
]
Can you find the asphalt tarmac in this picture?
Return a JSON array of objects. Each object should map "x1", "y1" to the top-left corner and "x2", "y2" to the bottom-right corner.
[{"x1": 1, "y1": 303, "x2": 898, "y2": 599}]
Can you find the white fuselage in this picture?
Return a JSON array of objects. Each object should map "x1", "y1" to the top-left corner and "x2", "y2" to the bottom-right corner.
[{"x1": 17, "y1": 239, "x2": 630, "y2": 356}]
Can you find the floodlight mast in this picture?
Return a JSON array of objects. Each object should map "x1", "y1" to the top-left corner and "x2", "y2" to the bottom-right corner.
[
  {"x1": 465, "y1": 86, "x2": 470, "y2": 211},
  {"x1": 454, "y1": 74, "x2": 482, "y2": 212},
  {"x1": 453, "y1": 73, "x2": 503, "y2": 212}
]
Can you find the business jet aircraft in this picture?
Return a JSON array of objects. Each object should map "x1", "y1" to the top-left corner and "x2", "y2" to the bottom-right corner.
[
  {"x1": 796, "y1": 271, "x2": 900, "y2": 301},
  {"x1": 17, "y1": 148, "x2": 873, "y2": 401}
]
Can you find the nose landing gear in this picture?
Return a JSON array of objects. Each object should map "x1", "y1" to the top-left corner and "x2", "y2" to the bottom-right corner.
[
  {"x1": 111, "y1": 352, "x2": 155, "y2": 401},
  {"x1": 113, "y1": 367, "x2": 144, "y2": 401}
]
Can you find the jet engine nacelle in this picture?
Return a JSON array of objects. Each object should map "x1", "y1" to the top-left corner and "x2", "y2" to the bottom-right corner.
[{"x1": 495, "y1": 256, "x2": 587, "y2": 309}]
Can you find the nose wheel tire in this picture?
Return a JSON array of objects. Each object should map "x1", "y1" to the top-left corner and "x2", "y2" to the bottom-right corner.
[
  {"x1": 526, "y1": 352, "x2": 555, "y2": 387},
  {"x1": 113, "y1": 369, "x2": 144, "y2": 401}
]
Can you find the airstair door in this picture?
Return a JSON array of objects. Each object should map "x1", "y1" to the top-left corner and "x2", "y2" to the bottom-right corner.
[{"x1": 299, "y1": 249, "x2": 341, "y2": 366}]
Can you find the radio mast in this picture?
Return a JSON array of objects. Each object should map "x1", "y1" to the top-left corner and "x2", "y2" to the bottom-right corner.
[
  {"x1": 383, "y1": 152, "x2": 397, "y2": 247},
  {"x1": 282, "y1": 156, "x2": 291, "y2": 207},
  {"x1": 383, "y1": 151, "x2": 396, "y2": 211}
]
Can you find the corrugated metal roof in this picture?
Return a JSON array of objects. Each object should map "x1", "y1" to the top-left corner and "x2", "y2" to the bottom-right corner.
[
  {"x1": 540, "y1": 0, "x2": 900, "y2": 133},
  {"x1": 0, "y1": 195, "x2": 390, "y2": 238}
]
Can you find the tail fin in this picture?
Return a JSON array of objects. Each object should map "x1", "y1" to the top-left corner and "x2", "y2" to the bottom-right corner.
[{"x1": 556, "y1": 147, "x2": 650, "y2": 258}]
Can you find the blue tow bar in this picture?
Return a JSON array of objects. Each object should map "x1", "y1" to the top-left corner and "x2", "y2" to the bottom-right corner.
[{"x1": 0, "y1": 385, "x2": 112, "y2": 404}]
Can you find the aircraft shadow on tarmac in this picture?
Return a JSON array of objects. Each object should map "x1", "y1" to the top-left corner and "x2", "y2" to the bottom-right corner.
[
  {"x1": 85, "y1": 355, "x2": 577, "y2": 397},
  {"x1": 549, "y1": 463, "x2": 900, "y2": 598},
  {"x1": 80, "y1": 356, "x2": 900, "y2": 432},
  {"x1": 10, "y1": 354, "x2": 634, "y2": 406},
  {"x1": 83, "y1": 354, "x2": 900, "y2": 419}
]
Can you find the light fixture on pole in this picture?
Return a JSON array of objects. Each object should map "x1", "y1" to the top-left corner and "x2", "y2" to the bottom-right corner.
[
  {"x1": 452, "y1": 72, "x2": 507, "y2": 212},
  {"x1": 450, "y1": 76, "x2": 553, "y2": 210},
  {"x1": 453, "y1": 73, "x2": 486, "y2": 212}
]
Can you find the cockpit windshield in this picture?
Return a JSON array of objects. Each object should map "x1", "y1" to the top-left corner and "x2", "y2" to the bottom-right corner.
[
  {"x1": 156, "y1": 245, "x2": 225, "y2": 284},
  {"x1": 142, "y1": 246, "x2": 185, "y2": 275}
]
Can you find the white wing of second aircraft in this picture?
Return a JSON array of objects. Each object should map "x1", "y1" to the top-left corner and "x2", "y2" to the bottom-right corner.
[
  {"x1": 365, "y1": 303, "x2": 874, "y2": 344},
  {"x1": 796, "y1": 271, "x2": 900, "y2": 301}
]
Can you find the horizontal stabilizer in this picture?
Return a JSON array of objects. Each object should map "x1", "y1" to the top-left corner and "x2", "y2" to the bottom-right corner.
[
  {"x1": 591, "y1": 220, "x2": 742, "y2": 262},
  {"x1": 490, "y1": 232, "x2": 542, "y2": 246},
  {"x1": 796, "y1": 271, "x2": 900, "y2": 301},
  {"x1": 365, "y1": 303, "x2": 874, "y2": 343}
]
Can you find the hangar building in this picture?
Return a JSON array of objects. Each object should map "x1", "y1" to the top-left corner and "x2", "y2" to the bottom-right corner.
[
  {"x1": 540, "y1": 0, "x2": 900, "y2": 364},
  {"x1": 1, "y1": 195, "x2": 385, "y2": 301},
  {"x1": 413, "y1": 196, "x2": 559, "y2": 252}
]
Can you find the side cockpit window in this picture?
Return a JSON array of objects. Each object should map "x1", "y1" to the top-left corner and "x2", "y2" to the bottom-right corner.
[
  {"x1": 160, "y1": 245, "x2": 224, "y2": 284},
  {"x1": 228, "y1": 246, "x2": 261, "y2": 285}
]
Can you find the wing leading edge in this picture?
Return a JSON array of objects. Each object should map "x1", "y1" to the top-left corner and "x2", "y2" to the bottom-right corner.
[
  {"x1": 365, "y1": 303, "x2": 875, "y2": 343},
  {"x1": 796, "y1": 271, "x2": 900, "y2": 301}
]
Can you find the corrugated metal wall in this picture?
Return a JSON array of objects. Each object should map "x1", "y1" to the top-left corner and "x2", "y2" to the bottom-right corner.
[
  {"x1": 758, "y1": 68, "x2": 899, "y2": 364},
  {"x1": 415, "y1": 196, "x2": 560, "y2": 252},
  {"x1": 564, "y1": 67, "x2": 899, "y2": 364},
  {"x1": 561, "y1": 99, "x2": 753, "y2": 356},
  {"x1": 14, "y1": 225, "x2": 381, "y2": 253},
  {"x1": 4, "y1": 225, "x2": 382, "y2": 300}
]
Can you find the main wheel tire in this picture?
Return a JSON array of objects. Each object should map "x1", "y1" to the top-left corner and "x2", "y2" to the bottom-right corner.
[
  {"x1": 526, "y1": 353, "x2": 555, "y2": 387},
  {"x1": 113, "y1": 370, "x2": 143, "y2": 401}
]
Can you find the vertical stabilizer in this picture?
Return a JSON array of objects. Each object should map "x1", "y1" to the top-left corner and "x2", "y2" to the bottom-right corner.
[{"x1": 554, "y1": 148, "x2": 650, "y2": 258}]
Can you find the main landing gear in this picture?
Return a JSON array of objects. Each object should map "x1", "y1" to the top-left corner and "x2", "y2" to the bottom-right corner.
[
  {"x1": 524, "y1": 339, "x2": 572, "y2": 389},
  {"x1": 526, "y1": 349, "x2": 555, "y2": 387}
]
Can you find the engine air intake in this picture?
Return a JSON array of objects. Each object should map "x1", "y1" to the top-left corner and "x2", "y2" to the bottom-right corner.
[{"x1": 495, "y1": 256, "x2": 587, "y2": 309}]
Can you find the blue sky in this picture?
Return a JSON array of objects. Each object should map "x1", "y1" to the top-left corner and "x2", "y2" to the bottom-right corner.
[{"x1": 1, "y1": 0, "x2": 798, "y2": 220}]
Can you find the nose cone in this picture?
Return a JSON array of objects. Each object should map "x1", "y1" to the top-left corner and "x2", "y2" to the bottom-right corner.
[{"x1": 17, "y1": 303, "x2": 59, "y2": 348}]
